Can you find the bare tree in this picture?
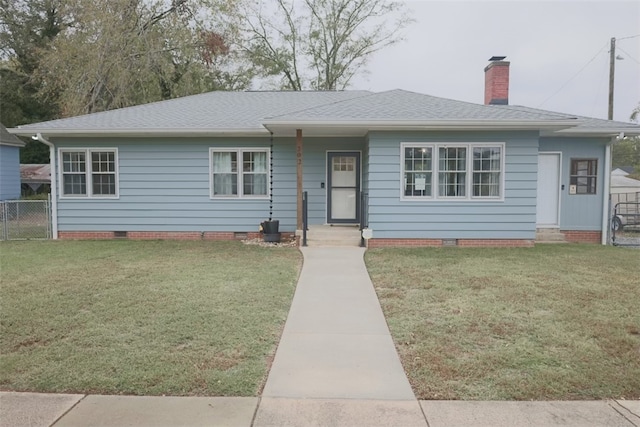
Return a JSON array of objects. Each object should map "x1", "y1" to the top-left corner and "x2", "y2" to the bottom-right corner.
[{"x1": 241, "y1": 0, "x2": 411, "y2": 90}]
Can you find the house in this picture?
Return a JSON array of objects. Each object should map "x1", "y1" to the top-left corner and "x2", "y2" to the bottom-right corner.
[
  {"x1": 610, "y1": 173, "x2": 640, "y2": 230},
  {"x1": 20, "y1": 164, "x2": 51, "y2": 196},
  {"x1": 612, "y1": 167, "x2": 634, "y2": 176},
  {"x1": 8, "y1": 59, "x2": 640, "y2": 246},
  {"x1": 0, "y1": 124, "x2": 26, "y2": 201},
  {"x1": 611, "y1": 174, "x2": 640, "y2": 195}
]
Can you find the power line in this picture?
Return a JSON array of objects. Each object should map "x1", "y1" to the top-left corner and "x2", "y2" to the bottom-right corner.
[
  {"x1": 617, "y1": 46, "x2": 640, "y2": 65},
  {"x1": 616, "y1": 34, "x2": 640, "y2": 41},
  {"x1": 537, "y1": 42, "x2": 608, "y2": 108},
  {"x1": 589, "y1": 51, "x2": 609, "y2": 118}
]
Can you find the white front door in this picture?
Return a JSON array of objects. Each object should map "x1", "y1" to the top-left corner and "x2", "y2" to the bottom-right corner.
[{"x1": 537, "y1": 153, "x2": 561, "y2": 227}]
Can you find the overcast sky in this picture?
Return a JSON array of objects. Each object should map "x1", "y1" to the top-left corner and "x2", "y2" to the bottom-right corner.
[{"x1": 350, "y1": 0, "x2": 640, "y2": 123}]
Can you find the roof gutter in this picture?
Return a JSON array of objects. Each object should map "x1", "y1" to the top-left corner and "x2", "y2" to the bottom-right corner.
[
  {"x1": 546, "y1": 128, "x2": 640, "y2": 137},
  {"x1": 33, "y1": 133, "x2": 58, "y2": 240},
  {"x1": 0, "y1": 140, "x2": 26, "y2": 147},
  {"x1": 10, "y1": 128, "x2": 270, "y2": 138},
  {"x1": 263, "y1": 119, "x2": 579, "y2": 131}
]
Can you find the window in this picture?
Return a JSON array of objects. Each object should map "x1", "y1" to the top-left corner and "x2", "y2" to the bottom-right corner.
[
  {"x1": 570, "y1": 159, "x2": 597, "y2": 194},
  {"x1": 60, "y1": 149, "x2": 118, "y2": 198},
  {"x1": 473, "y1": 147, "x2": 502, "y2": 197},
  {"x1": 210, "y1": 148, "x2": 269, "y2": 198},
  {"x1": 401, "y1": 143, "x2": 503, "y2": 200},
  {"x1": 404, "y1": 147, "x2": 432, "y2": 196},
  {"x1": 439, "y1": 147, "x2": 467, "y2": 197}
]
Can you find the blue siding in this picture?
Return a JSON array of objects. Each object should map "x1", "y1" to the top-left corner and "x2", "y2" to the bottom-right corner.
[
  {"x1": 52, "y1": 136, "x2": 363, "y2": 232},
  {"x1": 49, "y1": 132, "x2": 607, "y2": 238},
  {"x1": 0, "y1": 145, "x2": 22, "y2": 200},
  {"x1": 366, "y1": 131, "x2": 539, "y2": 239},
  {"x1": 539, "y1": 137, "x2": 607, "y2": 231}
]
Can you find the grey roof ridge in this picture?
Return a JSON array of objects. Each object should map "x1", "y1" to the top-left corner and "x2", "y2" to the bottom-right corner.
[
  {"x1": 263, "y1": 90, "x2": 379, "y2": 120},
  {"x1": 264, "y1": 88, "x2": 581, "y2": 122},
  {"x1": 395, "y1": 89, "x2": 578, "y2": 120}
]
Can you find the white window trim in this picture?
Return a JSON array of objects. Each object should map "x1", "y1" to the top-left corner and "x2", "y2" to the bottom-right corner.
[
  {"x1": 209, "y1": 147, "x2": 271, "y2": 199},
  {"x1": 400, "y1": 142, "x2": 505, "y2": 202},
  {"x1": 58, "y1": 148, "x2": 119, "y2": 199}
]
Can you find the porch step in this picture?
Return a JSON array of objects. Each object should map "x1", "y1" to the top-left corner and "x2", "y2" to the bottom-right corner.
[
  {"x1": 536, "y1": 228, "x2": 567, "y2": 243},
  {"x1": 302, "y1": 225, "x2": 362, "y2": 247}
]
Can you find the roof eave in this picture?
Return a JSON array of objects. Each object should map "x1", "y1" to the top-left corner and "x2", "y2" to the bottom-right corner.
[
  {"x1": 263, "y1": 119, "x2": 579, "y2": 131},
  {"x1": 0, "y1": 140, "x2": 26, "y2": 147},
  {"x1": 8, "y1": 128, "x2": 271, "y2": 138},
  {"x1": 541, "y1": 127, "x2": 640, "y2": 138}
]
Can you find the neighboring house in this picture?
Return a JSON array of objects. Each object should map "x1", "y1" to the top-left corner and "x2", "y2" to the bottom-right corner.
[
  {"x1": 612, "y1": 175, "x2": 640, "y2": 193},
  {"x1": 0, "y1": 124, "x2": 26, "y2": 201},
  {"x1": 9, "y1": 59, "x2": 640, "y2": 246},
  {"x1": 20, "y1": 164, "x2": 51, "y2": 196},
  {"x1": 612, "y1": 167, "x2": 633, "y2": 176},
  {"x1": 610, "y1": 174, "x2": 640, "y2": 230}
]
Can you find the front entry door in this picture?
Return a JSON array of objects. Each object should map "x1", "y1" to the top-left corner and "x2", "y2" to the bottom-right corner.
[
  {"x1": 327, "y1": 152, "x2": 360, "y2": 224},
  {"x1": 537, "y1": 153, "x2": 561, "y2": 227}
]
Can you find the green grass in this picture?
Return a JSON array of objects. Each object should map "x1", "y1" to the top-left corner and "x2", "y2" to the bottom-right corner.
[
  {"x1": 365, "y1": 244, "x2": 640, "y2": 400},
  {"x1": 0, "y1": 240, "x2": 302, "y2": 396}
]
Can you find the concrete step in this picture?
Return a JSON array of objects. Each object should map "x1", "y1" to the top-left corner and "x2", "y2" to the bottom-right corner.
[
  {"x1": 306, "y1": 239, "x2": 363, "y2": 247},
  {"x1": 302, "y1": 225, "x2": 362, "y2": 247},
  {"x1": 536, "y1": 228, "x2": 567, "y2": 243}
]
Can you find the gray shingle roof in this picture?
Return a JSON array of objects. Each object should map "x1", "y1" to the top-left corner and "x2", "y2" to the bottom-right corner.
[
  {"x1": 10, "y1": 89, "x2": 640, "y2": 136},
  {"x1": 497, "y1": 105, "x2": 640, "y2": 132},
  {"x1": 14, "y1": 91, "x2": 371, "y2": 132},
  {"x1": 1, "y1": 124, "x2": 26, "y2": 146},
  {"x1": 265, "y1": 89, "x2": 576, "y2": 122}
]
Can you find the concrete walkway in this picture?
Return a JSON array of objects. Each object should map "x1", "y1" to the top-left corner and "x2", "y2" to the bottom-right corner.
[
  {"x1": 255, "y1": 247, "x2": 424, "y2": 425},
  {"x1": 2, "y1": 247, "x2": 640, "y2": 426}
]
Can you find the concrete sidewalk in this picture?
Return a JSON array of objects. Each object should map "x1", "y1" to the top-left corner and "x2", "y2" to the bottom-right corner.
[
  {"x1": 2, "y1": 247, "x2": 639, "y2": 426},
  {"x1": 2, "y1": 392, "x2": 638, "y2": 427}
]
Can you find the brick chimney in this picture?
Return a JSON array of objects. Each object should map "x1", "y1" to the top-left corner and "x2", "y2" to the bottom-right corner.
[{"x1": 484, "y1": 56, "x2": 510, "y2": 105}]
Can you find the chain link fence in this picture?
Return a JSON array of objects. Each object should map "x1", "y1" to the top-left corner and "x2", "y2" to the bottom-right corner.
[
  {"x1": 611, "y1": 191, "x2": 640, "y2": 248},
  {"x1": 0, "y1": 199, "x2": 52, "y2": 240}
]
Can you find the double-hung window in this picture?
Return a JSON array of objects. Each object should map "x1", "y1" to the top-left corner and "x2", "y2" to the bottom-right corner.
[
  {"x1": 210, "y1": 148, "x2": 269, "y2": 198},
  {"x1": 402, "y1": 143, "x2": 504, "y2": 200},
  {"x1": 439, "y1": 147, "x2": 467, "y2": 197},
  {"x1": 60, "y1": 148, "x2": 118, "y2": 198},
  {"x1": 404, "y1": 147, "x2": 433, "y2": 197},
  {"x1": 570, "y1": 159, "x2": 597, "y2": 194},
  {"x1": 472, "y1": 146, "x2": 502, "y2": 197}
]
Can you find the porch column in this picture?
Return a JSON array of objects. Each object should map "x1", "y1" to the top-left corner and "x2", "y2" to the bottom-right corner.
[{"x1": 296, "y1": 129, "x2": 303, "y2": 230}]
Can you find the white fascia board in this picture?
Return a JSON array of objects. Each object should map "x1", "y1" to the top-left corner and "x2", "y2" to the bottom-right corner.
[
  {"x1": 8, "y1": 128, "x2": 271, "y2": 138},
  {"x1": 262, "y1": 119, "x2": 579, "y2": 131},
  {"x1": 0, "y1": 140, "x2": 26, "y2": 147},
  {"x1": 543, "y1": 128, "x2": 640, "y2": 137}
]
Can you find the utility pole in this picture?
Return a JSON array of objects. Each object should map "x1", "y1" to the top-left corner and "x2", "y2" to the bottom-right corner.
[{"x1": 608, "y1": 37, "x2": 616, "y2": 120}]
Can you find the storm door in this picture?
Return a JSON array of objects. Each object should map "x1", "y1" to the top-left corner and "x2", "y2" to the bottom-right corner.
[{"x1": 327, "y1": 152, "x2": 360, "y2": 224}]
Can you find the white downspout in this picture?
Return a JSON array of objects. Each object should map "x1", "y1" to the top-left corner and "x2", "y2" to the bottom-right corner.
[
  {"x1": 33, "y1": 133, "x2": 58, "y2": 239},
  {"x1": 601, "y1": 135, "x2": 617, "y2": 245}
]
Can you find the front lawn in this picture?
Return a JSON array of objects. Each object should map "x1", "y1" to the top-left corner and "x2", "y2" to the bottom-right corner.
[
  {"x1": 0, "y1": 240, "x2": 302, "y2": 396},
  {"x1": 365, "y1": 244, "x2": 640, "y2": 400}
]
